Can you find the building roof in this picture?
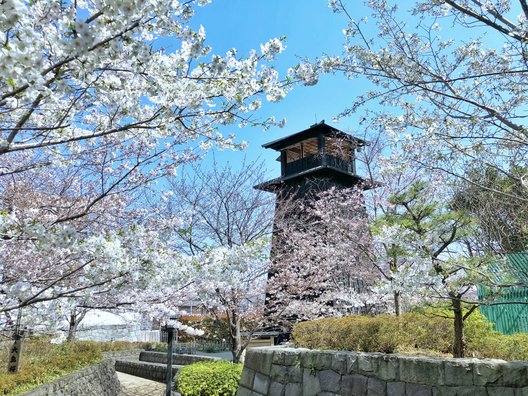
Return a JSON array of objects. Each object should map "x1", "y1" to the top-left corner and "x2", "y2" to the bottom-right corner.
[
  {"x1": 262, "y1": 120, "x2": 367, "y2": 151},
  {"x1": 254, "y1": 167, "x2": 375, "y2": 192}
]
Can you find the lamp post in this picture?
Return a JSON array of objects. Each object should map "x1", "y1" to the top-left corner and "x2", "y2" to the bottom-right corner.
[{"x1": 163, "y1": 315, "x2": 180, "y2": 396}]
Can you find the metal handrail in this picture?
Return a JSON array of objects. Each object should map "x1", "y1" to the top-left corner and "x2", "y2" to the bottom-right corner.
[{"x1": 284, "y1": 154, "x2": 355, "y2": 176}]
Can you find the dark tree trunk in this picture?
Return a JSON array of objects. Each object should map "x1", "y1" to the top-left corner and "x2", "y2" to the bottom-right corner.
[
  {"x1": 389, "y1": 255, "x2": 401, "y2": 316},
  {"x1": 394, "y1": 291, "x2": 401, "y2": 316},
  {"x1": 66, "y1": 308, "x2": 88, "y2": 344},
  {"x1": 67, "y1": 311, "x2": 78, "y2": 343},
  {"x1": 229, "y1": 314, "x2": 243, "y2": 364},
  {"x1": 451, "y1": 295, "x2": 466, "y2": 358}
]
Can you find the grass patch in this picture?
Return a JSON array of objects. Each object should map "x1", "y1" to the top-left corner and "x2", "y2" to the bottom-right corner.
[{"x1": 0, "y1": 338, "x2": 150, "y2": 395}]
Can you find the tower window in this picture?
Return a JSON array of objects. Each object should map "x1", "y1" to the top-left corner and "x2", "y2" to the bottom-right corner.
[{"x1": 283, "y1": 138, "x2": 318, "y2": 164}]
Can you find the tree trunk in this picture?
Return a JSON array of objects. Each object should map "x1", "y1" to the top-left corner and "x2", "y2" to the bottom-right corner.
[
  {"x1": 66, "y1": 308, "x2": 88, "y2": 344},
  {"x1": 390, "y1": 255, "x2": 400, "y2": 316},
  {"x1": 67, "y1": 311, "x2": 78, "y2": 344},
  {"x1": 230, "y1": 315, "x2": 243, "y2": 364},
  {"x1": 394, "y1": 291, "x2": 401, "y2": 316},
  {"x1": 451, "y1": 295, "x2": 466, "y2": 358}
]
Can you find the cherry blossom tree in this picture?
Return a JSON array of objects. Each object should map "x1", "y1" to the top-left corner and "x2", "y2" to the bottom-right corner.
[
  {"x1": 313, "y1": 0, "x2": 528, "y2": 199},
  {"x1": 267, "y1": 184, "x2": 379, "y2": 324},
  {"x1": 1, "y1": 0, "x2": 288, "y2": 160},
  {"x1": 358, "y1": 131, "x2": 429, "y2": 315},
  {"x1": 162, "y1": 160, "x2": 274, "y2": 362},
  {"x1": 0, "y1": 0, "x2": 291, "y2": 328},
  {"x1": 187, "y1": 241, "x2": 269, "y2": 363},
  {"x1": 0, "y1": 167, "x2": 187, "y2": 326}
]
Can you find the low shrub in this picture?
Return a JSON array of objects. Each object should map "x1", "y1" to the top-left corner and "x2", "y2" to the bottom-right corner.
[
  {"x1": 177, "y1": 360, "x2": 243, "y2": 396},
  {"x1": 468, "y1": 331, "x2": 528, "y2": 360},
  {"x1": 0, "y1": 342, "x2": 101, "y2": 395},
  {"x1": 292, "y1": 315, "x2": 402, "y2": 353},
  {"x1": 395, "y1": 312, "x2": 453, "y2": 354},
  {"x1": 292, "y1": 310, "x2": 528, "y2": 360},
  {"x1": 292, "y1": 314, "x2": 444, "y2": 354}
]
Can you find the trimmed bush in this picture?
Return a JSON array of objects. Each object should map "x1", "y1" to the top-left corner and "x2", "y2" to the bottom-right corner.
[
  {"x1": 177, "y1": 360, "x2": 243, "y2": 396},
  {"x1": 292, "y1": 314, "x2": 449, "y2": 354},
  {"x1": 292, "y1": 310, "x2": 528, "y2": 360},
  {"x1": 467, "y1": 330, "x2": 528, "y2": 360},
  {"x1": 292, "y1": 315, "x2": 402, "y2": 353}
]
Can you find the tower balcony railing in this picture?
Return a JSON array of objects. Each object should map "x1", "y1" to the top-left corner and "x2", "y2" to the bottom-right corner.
[{"x1": 284, "y1": 154, "x2": 355, "y2": 177}]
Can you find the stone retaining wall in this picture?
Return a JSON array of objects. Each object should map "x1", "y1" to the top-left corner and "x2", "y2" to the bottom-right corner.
[
  {"x1": 237, "y1": 346, "x2": 528, "y2": 396},
  {"x1": 20, "y1": 360, "x2": 120, "y2": 396},
  {"x1": 138, "y1": 351, "x2": 219, "y2": 365},
  {"x1": 103, "y1": 349, "x2": 143, "y2": 360},
  {"x1": 114, "y1": 351, "x2": 220, "y2": 383}
]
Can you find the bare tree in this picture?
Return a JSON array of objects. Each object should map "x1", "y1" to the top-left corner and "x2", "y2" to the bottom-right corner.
[
  {"x1": 166, "y1": 158, "x2": 275, "y2": 362},
  {"x1": 453, "y1": 166, "x2": 528, "y2": 255},
  {"x1": 167, "y1": 157, "x2": 274, "y2": 254}
]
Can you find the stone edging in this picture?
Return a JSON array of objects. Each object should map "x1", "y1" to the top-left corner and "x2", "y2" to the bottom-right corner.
[
  {"x1": 18, "y1": 349, "x2": 145, "y2": 396},
  {"x1": 237, "y1": 346, "x2": 528, "y2": 396}
]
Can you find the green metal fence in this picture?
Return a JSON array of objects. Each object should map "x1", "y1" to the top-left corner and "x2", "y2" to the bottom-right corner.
[
  {"x1": 478, "y1": 252, "x2": 528, "y2": 335},
  {"x1": 478, "y1": 286, "x2": 528, "y2": 334}
]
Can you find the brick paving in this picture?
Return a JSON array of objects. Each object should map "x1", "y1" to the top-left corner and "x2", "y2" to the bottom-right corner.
[{"x1": 117, "y1": 372, "x2": 180, "y2": 396}]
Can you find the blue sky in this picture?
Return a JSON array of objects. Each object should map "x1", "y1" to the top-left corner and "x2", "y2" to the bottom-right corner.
[{"x1": 187, "y1": 1, "x2": 374, "y2": 177}]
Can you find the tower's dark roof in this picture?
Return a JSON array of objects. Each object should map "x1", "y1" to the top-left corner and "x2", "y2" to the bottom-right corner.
[
  {"x1": 254, "y1": 167, "x2": 376, "y2": 192},
  {"x1": 262, "y1": 120, "x2": 367, "y2": 151}
]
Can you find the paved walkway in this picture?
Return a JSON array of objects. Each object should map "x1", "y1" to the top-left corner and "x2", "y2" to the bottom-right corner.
[{"x1": 118, "y1": 372, "x2": 179, "y2": 396}]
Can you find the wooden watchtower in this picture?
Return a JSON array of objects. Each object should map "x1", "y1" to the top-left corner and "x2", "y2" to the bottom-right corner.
[{"x1": 255, "y1": 121, "x2": 374, "y2": 332}]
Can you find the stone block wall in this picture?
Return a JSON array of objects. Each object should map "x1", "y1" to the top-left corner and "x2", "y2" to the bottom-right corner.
[
  {"x1": 237, "y1": 346, "x2": 528, "y2": 396},
  {"x1": 102, "y1": 349, "x2": 143, "y2": 360},
  {"x1": 138, "y1": 351, "x2": 220, "y2": 365},
  {"x1": 115, "y1": 359, "x2": 174, "y2": 383},
  {"x1": 114, "y1": 351, "x2": 220, "y2": 383},
  {"x1": 20, "y1": 360, "x2": 120, "y2": 396}
]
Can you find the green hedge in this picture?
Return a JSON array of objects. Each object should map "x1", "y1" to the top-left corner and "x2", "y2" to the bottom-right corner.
[
  {"x1": 177, "y1": 361, "x2": 243, "y2": 396},
  {"x1": 292, "y1": 310, "x2": 528, "y2": 360}
]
